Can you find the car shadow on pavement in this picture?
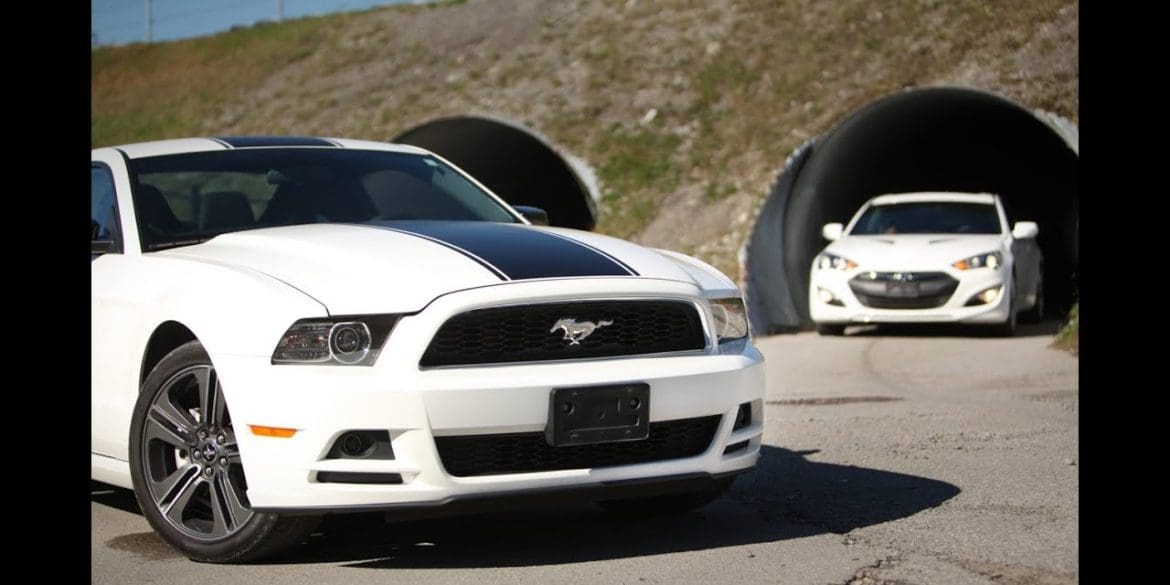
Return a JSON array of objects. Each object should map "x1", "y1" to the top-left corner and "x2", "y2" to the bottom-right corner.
[
  {"x1": 844, "y1": 318, "x2": 1061, "y2": 338},
  {"x1": 91, "y1": 480, "x2": 142, "y2": 515},
  {"x1": 92, "y1": 446, "x2": 959, "y2": 567},
  {"x1": 277, "y1": 445, "x2": 956, "y2": 567}
]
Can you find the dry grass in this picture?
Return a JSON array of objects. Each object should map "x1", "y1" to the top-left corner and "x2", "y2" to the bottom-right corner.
[{"x1": 92, "y1": 0, "x2": 1077, "y2": 278}]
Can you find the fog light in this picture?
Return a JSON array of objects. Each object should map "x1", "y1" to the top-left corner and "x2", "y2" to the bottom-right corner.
[
  {"x1": 817, "y1": 287, "x2": 844, "y2": 307},
  {"x1": 326, "y1": 430, "x2": 395, "y2": 460},
  {"x1": 965, "y1": 285, "x2": 1003, "y2": 306},
  {"x1": 340, "y1": 432, "x2": 372, "y2": 457}
]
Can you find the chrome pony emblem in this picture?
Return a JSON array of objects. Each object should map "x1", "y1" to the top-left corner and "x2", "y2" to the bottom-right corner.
[{"x1": 550, "y1": 318, "x2": 613, "y2": 345}]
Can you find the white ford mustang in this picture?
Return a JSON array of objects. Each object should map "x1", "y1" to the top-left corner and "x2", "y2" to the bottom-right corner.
[
  {"x1": 91, "y1": 137, "x2": 764, "y2": 562},
  {"x1": 808, "y1": 191, "x2": 1043, "y2": 336}
]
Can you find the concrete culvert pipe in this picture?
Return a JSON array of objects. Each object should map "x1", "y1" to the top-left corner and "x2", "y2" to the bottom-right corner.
[
  {"x1": 393, "y1": 116, "x2": 598, "y2": 230},
  {"x1": 744, "y1": 87, "x2": 1079, "y2": 334}
]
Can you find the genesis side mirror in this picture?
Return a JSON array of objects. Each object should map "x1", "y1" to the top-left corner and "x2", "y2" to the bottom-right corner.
[
  {"x1": 822, "y1": 223, "x2": 844, "y2": 241},
  {"x1": 1012, "y1": 221, "x2": 1039, "y2": 239}
]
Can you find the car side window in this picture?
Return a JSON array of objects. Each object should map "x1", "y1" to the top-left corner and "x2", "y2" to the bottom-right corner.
[{"x1": 92, "y1": 164, "x2": 122, "y2": 252}]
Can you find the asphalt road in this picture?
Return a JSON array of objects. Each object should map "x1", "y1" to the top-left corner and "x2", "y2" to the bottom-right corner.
[{"x1": 92, "y1": 321, "x2": 1078, "y2": 584}]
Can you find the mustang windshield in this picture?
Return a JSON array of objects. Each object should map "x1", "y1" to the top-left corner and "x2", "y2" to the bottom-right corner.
[
  {"x1": 128, "y1": 148, "x2": 519, "y2": 251},
  {"x1": 849, "y1": 201, "x2": 1002, "y2": 235}
]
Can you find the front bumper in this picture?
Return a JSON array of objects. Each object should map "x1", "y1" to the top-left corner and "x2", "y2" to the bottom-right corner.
[
  {"x1": 809, "y1": 265, "x2": 1011, "y2": 325},
  {"x1": 213, "y1": 278, "x2": 766, "y2": 512}
]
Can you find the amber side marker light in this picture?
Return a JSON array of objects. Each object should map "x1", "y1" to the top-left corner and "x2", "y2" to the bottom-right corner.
[{"x1": 250, "y1": 425, "x2": 298, "y2": 438}]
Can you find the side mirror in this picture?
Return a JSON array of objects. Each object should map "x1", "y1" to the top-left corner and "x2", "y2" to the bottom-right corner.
[
  {"x1": 91, "y1": 219, "x2": 118, "y2": 255},
  {"x1": 822, "y1": 223, "x2": 844, "y2": 241},
  {"x1": 513, "y1": 205, "x2": 550, "y2": 226},
  {"x1": 1012, "y1": 221, "x2": 1039, "y2": 239},
  {"x1": 91, "y1": 240, "x2": 118, "y2": 255}
]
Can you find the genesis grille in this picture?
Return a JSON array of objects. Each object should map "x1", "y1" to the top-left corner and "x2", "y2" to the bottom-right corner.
[
  {"x1": 420, "y1": 300, "x2": 706, "y2": 367},
  {"x1": 849, "y1": 271, "x2": 959, "y2": 309}
]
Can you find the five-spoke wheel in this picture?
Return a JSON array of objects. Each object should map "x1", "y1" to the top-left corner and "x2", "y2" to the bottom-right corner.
[{"x1": 129, "y1": 341, "x2": 318, "y2": 563}]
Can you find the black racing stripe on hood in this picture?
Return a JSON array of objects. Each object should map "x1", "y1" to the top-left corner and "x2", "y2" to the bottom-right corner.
[
  {"x1": 370, "y1": 221, "x2": 637, "y2": 281},
  {"x1": 211, "y1": 136, "x2": 338, "y2": 148},
  {"x1": 375, "y1": 225, "x2": 509, "y2": 280}
]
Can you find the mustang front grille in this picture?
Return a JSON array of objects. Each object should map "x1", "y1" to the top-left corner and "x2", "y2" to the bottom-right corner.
[
  {"x1": 849, "y1": 271, "x2": 959, "y2": 309},
  {"x1": 420, "y1": 300, "x2": 706, "y2": 367},
  {"x1": 434, "y1": 415, "x2": 722, "y2": 477}
]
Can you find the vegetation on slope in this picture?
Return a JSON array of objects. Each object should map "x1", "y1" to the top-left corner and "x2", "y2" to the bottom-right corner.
[{"x1": 93, "y1": 0, "x2": 1077, "y2": 280}]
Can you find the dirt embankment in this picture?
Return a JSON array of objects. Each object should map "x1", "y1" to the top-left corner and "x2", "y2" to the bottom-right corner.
[{"x1": 92, "y1": 0, "x2": 1078, "y2": 278}]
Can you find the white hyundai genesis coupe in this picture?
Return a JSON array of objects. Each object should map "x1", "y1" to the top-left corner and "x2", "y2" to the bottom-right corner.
[
  {"x1": 808, "y1": 192, "x2": 1042, "y2": 336},
  {"x1": 91, "y1": 137, "x2": 764, "y2": 562}
]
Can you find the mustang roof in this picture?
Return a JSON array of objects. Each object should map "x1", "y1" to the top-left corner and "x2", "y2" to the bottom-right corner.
[
  {"x1": 101, "y1": 136, "x2": 431, "y2": 159},
  {"x1": 869, "y1": 191, "x2": 997, "y2": 205}
]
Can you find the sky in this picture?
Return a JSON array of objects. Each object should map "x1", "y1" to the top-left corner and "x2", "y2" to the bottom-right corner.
[{"x1": 91, "y1": 0, "x2": 420, "y2": 46}]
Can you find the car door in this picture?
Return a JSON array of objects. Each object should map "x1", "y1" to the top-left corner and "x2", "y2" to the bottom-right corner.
[
  {"x1": 92, "y1": 151, "x2": 153, "y2": 460},
  {"x1": 997, "y1": 197, "x2": 1039, "y2": 304},
  {"x1": 1007, "y1": 226, "x2": 1041, "y2": 304}
]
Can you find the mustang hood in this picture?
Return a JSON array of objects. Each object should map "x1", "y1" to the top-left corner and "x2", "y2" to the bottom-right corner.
[
  {"x1": 157, "y1": 221, "x2": 699, "y2": 314},
  {"x1": 826, "y1": 234, "x2": 1006, "y2": 270}
]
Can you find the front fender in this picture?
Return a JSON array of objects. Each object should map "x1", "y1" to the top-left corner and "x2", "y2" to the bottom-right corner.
[
  {"x1": 91, "y1": 253, "x2": 327, "y2": 464},
  {"x1": 144, "y1": 255, "x2": 330, "y2": 358}
]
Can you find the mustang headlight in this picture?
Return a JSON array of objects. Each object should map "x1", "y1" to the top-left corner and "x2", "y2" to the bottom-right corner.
[
  {"x1": 709, "y1": 297, "x2": 749, "y2": 344},
  {"x1": 952, "y1": 252, "x2": 1002, "y2": 271},
  {"x1": 816, "y1": 252, "x2": 858, "y2": 271},
  {"x1": 272, "y1": 315, "x2": 399, "y2": 366}
]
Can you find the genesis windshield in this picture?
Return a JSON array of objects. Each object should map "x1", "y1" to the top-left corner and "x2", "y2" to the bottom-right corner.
[{"x1": 849, "y1": 202, "x2": 1003, "y2": 235}]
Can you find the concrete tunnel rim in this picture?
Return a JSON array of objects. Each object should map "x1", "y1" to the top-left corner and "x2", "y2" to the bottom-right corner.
[
  {"x1": 741, "y1": 85, "x2": 1079, "y2": 334},
  {"x1": 391, "y1": 114, "x2": 600, "y2": 226}
]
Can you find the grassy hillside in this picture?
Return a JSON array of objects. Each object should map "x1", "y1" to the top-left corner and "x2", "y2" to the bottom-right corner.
[{"x1": 92, "y1": 0, "x2": 1077, "y2": 278}]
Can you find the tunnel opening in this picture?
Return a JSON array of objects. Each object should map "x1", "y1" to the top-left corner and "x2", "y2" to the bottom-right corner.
[
  {"x1": 393, "y1": 116, "x2": 597, "y2": 230},
  {"x1": 745, "y1": 87, "x2": 1079, "y2": 333}
]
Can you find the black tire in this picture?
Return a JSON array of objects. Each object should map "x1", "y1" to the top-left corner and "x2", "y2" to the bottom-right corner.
[
  {"x1": 991, "y1": 280, "x2": 1018, "y2": 337},
  {"x1": 129, "y1": 340, "x2": 318, "y2": 563},
  {"x1": 595, "y1": 477, "x2": 735, "y2": 518},
  {"x1": 1020, "y1": 274, "x2": 1044, "y2": 323},
  {"x1": 816, "y1": 323, "x2": 846, "y2": 336}
]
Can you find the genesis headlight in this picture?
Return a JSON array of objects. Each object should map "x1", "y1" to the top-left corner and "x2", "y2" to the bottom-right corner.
[
  {"x1": 709, "y1": 297, "x2": 749, "y2": 344},
  {"x1": 272, "y1": 315, "x2": 399, "y2": 366},
  {"x1": 816, "y1": 252, "x2": 858, "y2": 271},
  {"x1": 952, "y1": 252, "x2": 1002, "y2": 271}
]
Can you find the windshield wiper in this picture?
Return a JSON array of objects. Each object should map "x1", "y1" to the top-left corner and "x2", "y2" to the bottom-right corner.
[{"x1": 147, "y1": 237, "x2": 213, "y2": 251}]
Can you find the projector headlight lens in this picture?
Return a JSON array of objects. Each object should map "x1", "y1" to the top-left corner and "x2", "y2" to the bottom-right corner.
[
  {"x1": 816, "y1": 253, "x2": 858, "y2": 271},
  {"x1": 709, "y1": 297, "x2": 749, "y2": 344},
  {"x1": 953, "y1": 252, "x2": 1002, "y2": 271},
  {"x1": 273, "y1": 315, "x2": 399, "y2": 366}
]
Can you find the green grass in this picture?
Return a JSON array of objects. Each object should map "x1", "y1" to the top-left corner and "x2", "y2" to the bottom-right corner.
[
  {"x1": 92, "y1": 0, "x2": 1077, "y2": 279},
  {"x1": 595, "y1": 126, "x2": 682, "y2": 239},
  {"x1": 92, "y1": 15, "x2": 338, "y2": 147},
  {"x1": 1051, "y1": 303, "x2": 1078, "y2": 355}
]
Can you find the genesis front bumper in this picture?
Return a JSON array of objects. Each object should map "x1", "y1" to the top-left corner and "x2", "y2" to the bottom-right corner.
[{"x1": 809, "y1": 266, "x2": 1012, "y2": 325}]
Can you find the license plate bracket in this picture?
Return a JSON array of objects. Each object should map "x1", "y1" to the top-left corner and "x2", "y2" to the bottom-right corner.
[
  {"x1": 546, "y1": 383, "x2": 650, "y2": 447},
  {"x1": 885, "y1": 282, "x2": 920, "y2": 298}
]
